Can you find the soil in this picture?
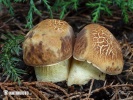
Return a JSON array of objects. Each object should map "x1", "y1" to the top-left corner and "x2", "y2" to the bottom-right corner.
[{"x1": 0, "y1": 2, "x2": 133, "y2": 100}]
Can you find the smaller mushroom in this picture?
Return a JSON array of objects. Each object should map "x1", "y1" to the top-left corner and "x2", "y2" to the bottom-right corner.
[
  {"x1": 67, "y1": 24, "x2": 123, "y2": 86},
  {"x1": 23, "y1": 19, "x2": 74, "y2": 82}
]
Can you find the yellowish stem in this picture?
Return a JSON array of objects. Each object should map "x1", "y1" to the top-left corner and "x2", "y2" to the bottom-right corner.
[
  {"x1": 34, "y1": 59, "x2": 70, "y2": 82},
  {"x1": 67, "y1": 59, "x2": 105, "y2": 86}
]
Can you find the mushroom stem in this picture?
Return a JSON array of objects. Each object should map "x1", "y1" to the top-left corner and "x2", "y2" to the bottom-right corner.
[
  {"x1": 67, "y1": 59, "x2": 105, "y2": 86},
  {"x1": 34, "y1": 59, "x2": 70, "y2": 82}
]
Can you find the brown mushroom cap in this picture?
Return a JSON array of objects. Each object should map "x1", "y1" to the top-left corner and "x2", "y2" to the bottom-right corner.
[
  {"x1": 73, "y1": 24, "x2": 123, "y2": 75},
  {"x1": 23, "y1": 19, "x2": 74, "y2": 66}
]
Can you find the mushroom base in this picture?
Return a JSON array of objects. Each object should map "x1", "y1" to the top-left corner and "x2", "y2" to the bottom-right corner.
[
  {"x1": 67, "y1": 59, "x2": 105, "y2": 86},
  {"x1": 34, "y1": 59, "x2": 70, "y2": 82}
]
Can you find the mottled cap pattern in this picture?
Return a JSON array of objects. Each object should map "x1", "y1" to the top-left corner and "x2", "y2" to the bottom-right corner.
[
  {"x1": 23, "y1": 19, "x2": 74, "y2": 66},
  {"x1": 73, "y1": 24, "x2": 123, "y2": 75}
]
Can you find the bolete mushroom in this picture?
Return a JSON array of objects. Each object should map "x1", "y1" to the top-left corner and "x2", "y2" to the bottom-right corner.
[
  {"x1": 23, "y1": 19, "x2": 74, "y2": 82},
  {"x1": 67, "y1": 24, "x2": 123, "y2": 86}
]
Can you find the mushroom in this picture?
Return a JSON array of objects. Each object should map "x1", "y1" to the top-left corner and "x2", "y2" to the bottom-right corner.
[
  {"x1": 23, "y1": 19, "x2": 74, "y2": 82},
  {"x1": 67, "y1": 24, "x2": 123, "y2": 86}
]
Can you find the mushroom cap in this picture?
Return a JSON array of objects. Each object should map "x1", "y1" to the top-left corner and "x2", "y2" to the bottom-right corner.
[
  {"x1": 23, "y1": 19, "x2": 74, "y2": 66},
  {"x1": 73, "y1": 24, "x2": 123, "y2": 75}
]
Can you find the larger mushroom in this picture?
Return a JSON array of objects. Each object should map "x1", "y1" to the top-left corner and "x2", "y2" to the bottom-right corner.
[
  {"x1": 23, "y1": 19, "x2": 74, "y2": 82},
  {"x1": 67, "y1": 24, "x2": 123, "y2": 86}
]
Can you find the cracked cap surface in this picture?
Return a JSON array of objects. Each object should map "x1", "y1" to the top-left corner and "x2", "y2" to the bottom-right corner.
[
  {"x1": 73, "y1": 24, "x2": 124, "y2": 75},
  {"x1": 23, "y1": 19, "x2": 74, "y2": 66}
]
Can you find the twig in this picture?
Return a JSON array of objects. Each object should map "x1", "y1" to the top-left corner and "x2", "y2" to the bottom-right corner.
[
  {"x1": 0, "y1": 17, "x2": 14, "y2": 28},
  {"x1": 88, "y1": 79, "x2": 94, "y2": 98}
]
